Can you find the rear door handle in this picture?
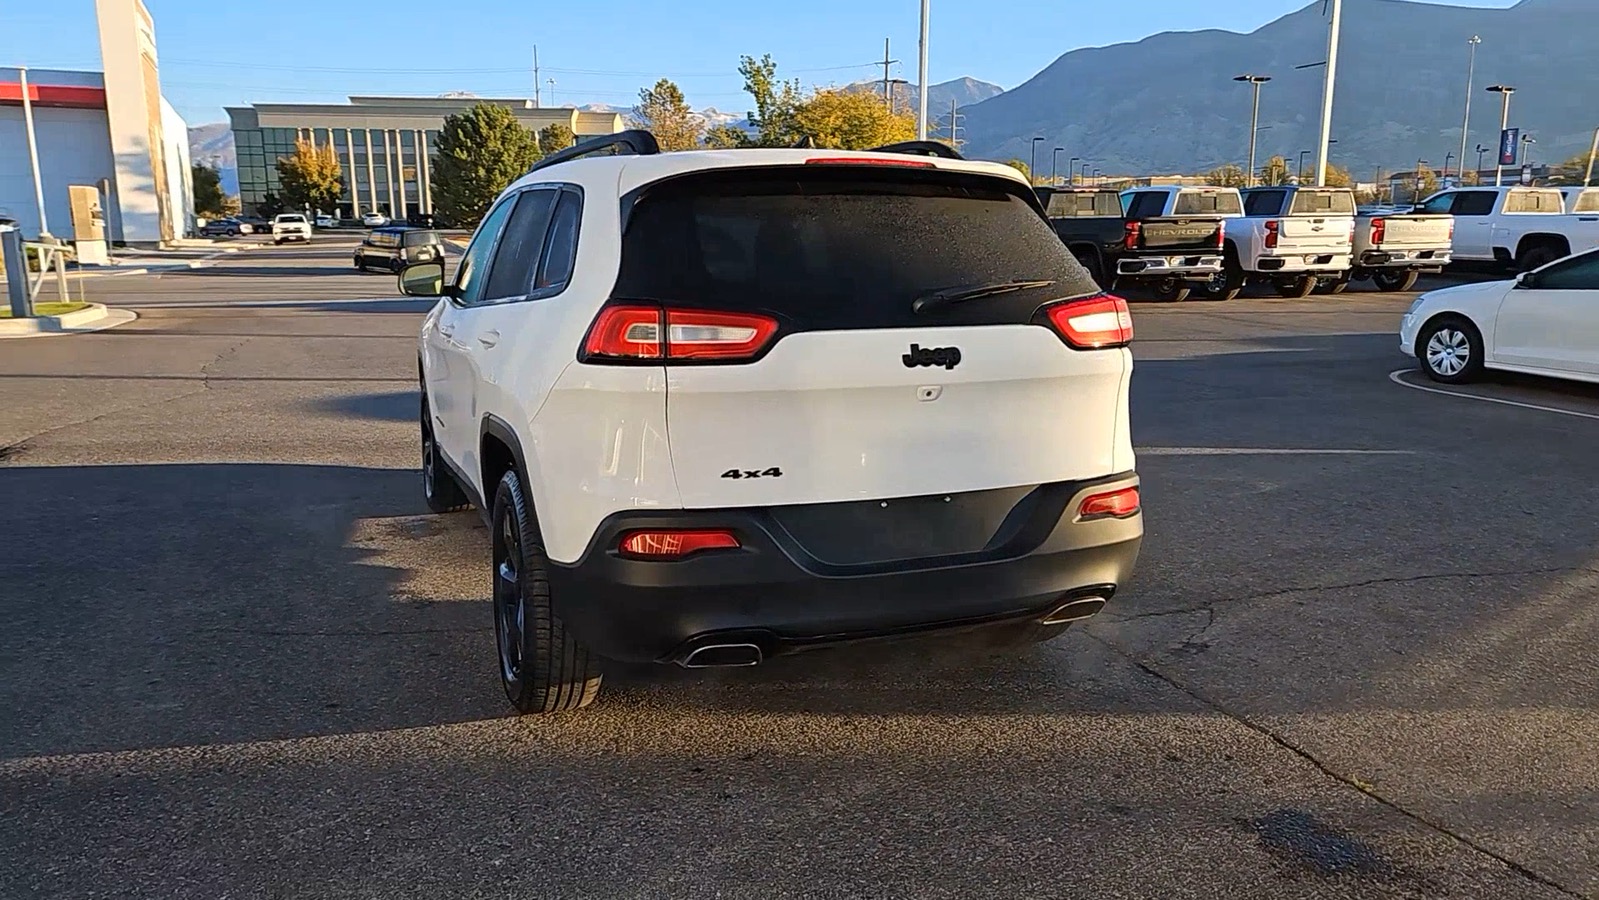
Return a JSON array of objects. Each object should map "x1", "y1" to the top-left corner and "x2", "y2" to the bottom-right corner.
[
  {"x1": 437, "y1": 322, "x2": 455, "y2": 338},
  {"x1": 477, "y1": 330, "x2": 500, "y2": 348}
]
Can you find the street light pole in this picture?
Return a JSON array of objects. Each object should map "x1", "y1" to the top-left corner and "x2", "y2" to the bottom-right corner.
[
  {"x1": 1298, "y1": 149, "x2": 1311, "y2": 183},
  {"x1": 1080, "y1": 160, "x2": 1091, "y2": 186},
  {"x1": 1030, "y1": 137, "x2": 1044, "y2": 184},
  {"x1": 1052, "y1": 147, "x2": 1064, "y2": 183},
  {"x1": 1458, "y1": 36, "x2": 1480, "y2": 190},
  {"x1": 1445, "y1": 152, "x2": 1456, "y2": 184},
  {"x1": 1234, "y1": 74, "x2": 1272, "y2": 187},
  {"x1": 916, "y1": 0, "x2": 930, "y2": 141},
  {"x1": 1093, "y1": 167, "x2": 1102, "y2": 186},
  {"x1": 18, "y1": 68, "x2": 50, "y2": 237},
  {"x1": 1314, "y1": 0, "x2": 1342, "y2": 186},
  {"x1": 1487, "y1": 85, "x2": 1515, "y2": 186},
  {"x1": 1068, "y1": 156, "x2": 1080, "y2": 186}
]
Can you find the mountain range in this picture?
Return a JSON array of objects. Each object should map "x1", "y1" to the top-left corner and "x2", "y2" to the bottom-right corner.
[{"x1": 959, "y1": 0, "x2": 1598, "y2": 177}]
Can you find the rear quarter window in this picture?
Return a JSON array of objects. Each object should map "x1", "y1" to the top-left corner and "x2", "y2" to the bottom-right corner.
[
  {"x1": 1503, "y1": 191, "x2": 1564, "y2": 213},
  {"x1": 1576, "y1": 192, "x2": 1599, "y2": 214}
]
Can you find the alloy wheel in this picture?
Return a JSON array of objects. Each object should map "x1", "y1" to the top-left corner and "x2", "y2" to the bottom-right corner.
[{"x1": 494, "y1": 510, "x2": 525, "y2": 684}]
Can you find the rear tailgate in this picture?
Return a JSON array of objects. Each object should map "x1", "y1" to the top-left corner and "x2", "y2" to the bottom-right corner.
[
  {"x1": 1369, "y1": 214, "x2": 1453, "y2": 248},
  {"x1": 610, "y1": 164, "x2": 1129, "y2": 519},
  {"x1": 1136, "y1": 218, "x2": 1225, "y2": 252},
  {"x1": 1273, "y1": 189, "x2": 1355, "y2": 254}
]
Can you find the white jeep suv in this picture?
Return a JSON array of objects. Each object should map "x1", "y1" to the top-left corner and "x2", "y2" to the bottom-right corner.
[{"x1": 399, "y1": 133, "x2": 1142, "y2": 714}]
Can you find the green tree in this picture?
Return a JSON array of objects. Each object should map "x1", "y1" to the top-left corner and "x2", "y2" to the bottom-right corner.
[
  {"x1": 738, "y1": 54, "x2": 803, "y2": 147},
  {"x1": 1260, "y1": 155, "x2": 1292, "y2": 186},
  {"x1": 432, "y1": 103, "x2": 540, "y2": 227},
  {"x1": 637, "y1": 78, "x2": 703, "y2": 151},
  {"x1": 275, "y1": 139, "x2": 344, "y2": 214},
  {"x1": 1004, "y1": 159, "x2": 1032, "y2": 183},
  {"x1": 191, "y1": 163, "x2": 226, "y2": 217},
  {"x1": 256, "y1": 192, "x2": 284, "y2": 218},
  {"x1": 222, "y1": 194, "x2": 242, "y2": 216},
  {"x1": 1206, "y1": 163, "x2": 1248, "y2": 187},
  {"x1": 703, "y1": 124, "x2": 749, "y2": 149},
  {"x1": 790, "y1": 89, "x2": 916, "y2": 150},
  {"x1": 538, "y1": 123, "x2": 575, "y2": 154}
]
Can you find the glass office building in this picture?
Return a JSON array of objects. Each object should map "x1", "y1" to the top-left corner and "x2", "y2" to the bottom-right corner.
[{"x1": 226, "y1": 96, "x2": 626, "y2": 220}]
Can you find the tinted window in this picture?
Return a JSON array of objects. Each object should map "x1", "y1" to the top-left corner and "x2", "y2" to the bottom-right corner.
[
  {"x1": 535, "y1": 191, "x2": 582, "y2": 293},
  {"x1": 1175, "y1": 190, "x2": 1242, "y2": 216},
  {"x1": 614, "y1": 167, "x2": 1096, "y2": 332},
  {"x1": 483, "y1": 190, "x2": 558, "y2": 302},
  {"x1": 1416, "y1": 192, "x2": 1456, "y2": 215},
  {"x1": 1290, "y1": 190, "x2": 1356, "y2": 215},
  {"x1": 452, "y1": 196, "x2": 519, "y2": 306},
  {"x1": 1244, "y1": 190, "x2": 1285, "y2": 216},
  {"x1": 1503, "y1": 190, "x2": 1563, "y2": 213},
  {"x1": 1452, "y1": 192, "x2": 1497, "y2": 216},
  {"x1": 404, "y1": 230, "x2": 439, "y2": 247},
  {"x1": 1124, "y1": 192, "x2": 1168, "y2": 219},
  {"x1": 1533, "y1": 250, "x2": 1599, "y2": 290},
  {"x1": 1046, "y1": 191, "x2": 1121, "y2": 217},
  {"x1": 1574, "y1": 192, "x2": 1599, "y2": 214}
]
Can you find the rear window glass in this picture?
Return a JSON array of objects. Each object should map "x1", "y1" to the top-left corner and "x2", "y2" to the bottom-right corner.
[
  {"x1": 278, "y1": 215, "x2": 305, "y2": 223},
  {"x1": 1243, "y1": 191, "x2": 1285, "y2": 216},
  {"x1": 1175, "y1": 190, "x2": 1242, "y2": 216},
  {"x1": 616, "y1": 168, "x2": 1097, "y2": 331},
  {"x1": 1503, "y1": 190, "x2": 1563, "y2": 213},
  {"x1": 1290, "y1": 190, "x2": 1356, "y2": 215},
  {"x1": 1575, "y1": 192, "x2": 1599, "y2": 214},
  {"x1": 403, "y1": 230, "x2": 439, "y2": 247},
  {"x1": 1045, "y1": 191, "x2": 1121, "y2": 217}
]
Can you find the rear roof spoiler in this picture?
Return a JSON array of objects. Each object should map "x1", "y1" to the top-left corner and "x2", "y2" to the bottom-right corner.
[
  {"x1": 528, "y1": 129, "x2": 661, "y2": 175},
  {"x1": 866, "y1": 140, "x2": 964, "y2": 160}
]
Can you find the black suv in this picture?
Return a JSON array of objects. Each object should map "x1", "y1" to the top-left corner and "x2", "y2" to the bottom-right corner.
[{"x1": 354, "y1": 227, "x2": 445, "y2": 273}]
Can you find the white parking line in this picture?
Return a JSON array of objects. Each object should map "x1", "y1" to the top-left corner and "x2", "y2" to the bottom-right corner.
[
  {"x1": 1139, "y1": 447, "x2": 1413, "y2": 455},
  {"x1": 1388, "y1": 369, "x2": 1599, "y2": 422}
]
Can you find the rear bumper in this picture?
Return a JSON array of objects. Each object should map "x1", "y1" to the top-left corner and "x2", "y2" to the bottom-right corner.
[
  {"x1": 1116, "y1": 254, "x2": 1223, "y2": 279},
  {"x1": 1359, "y1": 249, "x2": 1451, "y2": 268},
  {"x1": 545, "y1": 474, "x2": 1143, "y2": 663},
  {"x1": 1253, "y1": 253, "x2": 1352, "y2": 273}
]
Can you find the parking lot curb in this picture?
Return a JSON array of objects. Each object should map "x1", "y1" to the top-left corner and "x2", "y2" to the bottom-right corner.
[{"x1": 0, "y1": 303, "x2": 137, "y2": 338}]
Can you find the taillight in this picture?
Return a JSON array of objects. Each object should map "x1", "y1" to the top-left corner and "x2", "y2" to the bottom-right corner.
[
  {"x1": 1124, "y1": 220, "x2": 1142, "y2": 250},
  {"x1": 1347, "y1": 219, "x2": 1356, "y2": 243},
  {"x1": 1264, "y1": 219, "x2": 1280, "y2": 249},
  {"x1": 1447, "y1": 220, "x2": 1455, "y2": 241},
  {"x1": 1370, "y1": 217, "x2": 1386, "y2": 243},
  {"x1": 1216, "y1": 218, "x2": 1227, "y2": 249},
  {"x1": 1078, "y1": 486, "x2": 1140, "y2": 521},
  {"x1": 618, "y1": 529, "x2": 740, "y2": 560},
  {"x1": 582, "y1": 306, "x2": 780, "y2": 363},
  {"x1": 1042, "y1": 293, "x2": 1134, "y2": 349},
  {"x1": 805, "y1": 156, "x2": 935, "y2": 168}
]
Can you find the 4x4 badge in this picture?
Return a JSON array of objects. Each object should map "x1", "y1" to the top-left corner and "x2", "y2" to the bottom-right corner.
[{"x1": 903, "y1": 343, "x2": 962, "y2": 370}]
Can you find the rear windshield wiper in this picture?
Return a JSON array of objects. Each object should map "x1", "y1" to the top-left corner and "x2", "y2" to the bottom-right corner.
[{"x1": 911, "y1": 280, "x2": 1056, "y2": 315}]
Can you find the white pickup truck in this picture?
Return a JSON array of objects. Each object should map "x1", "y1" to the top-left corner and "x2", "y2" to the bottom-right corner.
[
  {"x1": 1204, "y1": 186, "x2": 1355, "y2": 299},
  {"x1": 271, "y1": 213, "x2": 312, "y2": 245},
  {"x1": 1349, "y1": 211, "x2": 1454, "y2": 292},
  {"x1": 1413, "y1": 186, "x2": 1599, "y2": 272}
]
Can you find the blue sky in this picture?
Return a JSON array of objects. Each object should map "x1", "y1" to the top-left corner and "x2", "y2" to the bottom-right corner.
[{"x1": 4, "y1": 0, "x2": 1520, "y2": 125}]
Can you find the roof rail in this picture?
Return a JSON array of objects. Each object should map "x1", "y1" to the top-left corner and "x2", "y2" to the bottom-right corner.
[
  {"x1": 867, "y1": 140, "x2": 964, "y2": 160},
  {"x1": 528, "y1": 129, "x2": 660, "y2": 174}
]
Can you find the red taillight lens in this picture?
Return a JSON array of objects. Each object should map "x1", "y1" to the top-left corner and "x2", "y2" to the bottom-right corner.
[
  {"x1": 1078, "y1": 486, "x2": 1140, "y2": 520},
  {"x1": 618, "y1": 529, "x2": 740, "y2": 560},
  {"x1": 805, "y1": 156, "x2": 935, "y2": 168},
  {"x1": 1447, "y1": 219, "x2": 1455, "y2": 241},
  {"x1": 1216, "y1": 218, "x2": 1227, "y2": 249},
  {"x1": 1124, "y1": 220, "x2": 1142, "y2": 250},
  {"x1": 583, "y1": 306, "x2": 779, "y2": 363},
  {"x1": 1264, "y1": 219, "x2": 1280, "y2": 249},
  {"x1": 1370, "y1": 217, "x2": 1386, "y2": 243},
  {"x1": 1043, "y1": 294, "x2": 1134, "y2": 349}
]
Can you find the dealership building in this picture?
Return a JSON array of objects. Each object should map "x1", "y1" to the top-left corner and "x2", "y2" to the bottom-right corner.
[
  {"x1": 0, "y1": 0, "x2": 193, "y2": 245},
  {"x1": 225, "y1": 98, "x2": 626, "y2": 220}
]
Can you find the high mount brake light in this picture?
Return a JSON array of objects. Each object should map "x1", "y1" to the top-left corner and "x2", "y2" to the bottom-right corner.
[
  {"x1": 1041, "y1": 294, "x2": 1134, "y2": 349},
  {"x1": 582, "y1": 306, "x2": 780, "y2": 363},
  {"x1": 804, "y1": 156, "x2": 936, "y2": 168}
]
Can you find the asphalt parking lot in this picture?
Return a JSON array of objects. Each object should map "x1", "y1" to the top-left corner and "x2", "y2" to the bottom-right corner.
[{"x1": 3, "y1": 237, "x2": 1597, "y2": 899}]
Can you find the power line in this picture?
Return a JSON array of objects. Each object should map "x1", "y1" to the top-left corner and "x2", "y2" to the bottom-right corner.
[{"x1": 160, "y1": 57, "x2": 880, "y2": 79}]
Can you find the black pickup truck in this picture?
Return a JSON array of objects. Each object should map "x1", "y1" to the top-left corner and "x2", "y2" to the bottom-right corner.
[{"x1": 1036, "y1": 185, "x2": 1237, "y2": 301}]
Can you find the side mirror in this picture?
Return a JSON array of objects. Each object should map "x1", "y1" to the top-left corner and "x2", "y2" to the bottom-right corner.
[
  {"x1": 1515, "y1": 270, "x2": 1538, "y2": 289},
  {"x1": 398, "y1": 261, "x2": 446, "y2": 296}
]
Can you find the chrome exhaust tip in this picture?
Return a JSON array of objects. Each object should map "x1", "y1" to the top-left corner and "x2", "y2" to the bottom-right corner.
[
  {"x1": 1040, "y1": 596, "x2": 1107, "y2": 626},
  {"x1": 679, "y1": 643, "x2": 763, "y2": 668}
]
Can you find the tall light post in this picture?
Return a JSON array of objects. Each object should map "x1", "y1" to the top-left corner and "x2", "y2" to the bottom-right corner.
[
  {"x1": 1445, "y1": 152, "x2": 1456, "y2": 184},
  {"x1": 1522, "y1": 134, "x2": 1537, "y2": 181},
  {"x1": 1487, "y1": 84, "x2": 1516, "y2": 186},
  {"x1": 1458, "y1": 36, "x2": 1481, "y2": 191},
  {"x1": 1298, "y1": 149, "x2": 1312, "y2": 183},
  {"x1": 1475, "y1": 143, "x2": 1490, "y2": 182},
  {"x1": 1234, "y1": 74, "x2": 1272, "y2": 187},
  {"x1": 17, "y1": 68, "x2": 50, "y2": 237},
  {"x1": 916, "y1": 0, "x2": 930, "y2": 140},
  {"x1": 1080, "y1": 160, "x2": 1092, "y2": 186},
  {"x1": 1052, "y1": 147, "x2": 1065, "y2": 184},
  {"x1": 1314, "y1": 0, "x2": 1342, "y2": 186},
  {"x1": 1068, "y1": 156, "x2": 1080, "y2": 186},
  {"x1": 1093, "y1": 167, "x2": 1102, "y2": 186},
  {"x1": 1030, "y1": 137, "x2": 1045, "y2": 184}
]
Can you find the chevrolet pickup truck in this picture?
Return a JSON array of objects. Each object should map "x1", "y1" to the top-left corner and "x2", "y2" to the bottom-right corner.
[
  {"x1": 1201, "y1": 187, "x2": 1355, "y2": 299},
  {"x1": 1114, "y1": 186, "x2": 1239, "y2": 301},
  {"x1": 1349, "y1": 211, "x2": 1454, "y2": 292},
  {"x1": 1034, "y1": 187, "x2": 1130, "y2": 290},
  {"x1": 1413, "y1": 186, "x2": 1599, "y2": 272}
]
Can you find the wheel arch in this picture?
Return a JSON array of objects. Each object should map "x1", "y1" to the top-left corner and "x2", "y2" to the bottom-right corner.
[
  {"x1": 480, "y1": 414, "x2": 536, "y2": 528},
  {"x1": 1415, "y1": 309, "x2": 1487, "y2": 359},
  {"x1": 1516, "y1": 232, "x2": 1572, "y2": 261}
]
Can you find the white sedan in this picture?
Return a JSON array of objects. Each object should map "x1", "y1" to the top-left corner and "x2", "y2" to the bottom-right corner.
[
  {"x1": 361, "y1": 212, "x2": 390, "y2": 228},
  {"x1": 1401, "y1": 247, "x2": 1599, "y2": 384}
]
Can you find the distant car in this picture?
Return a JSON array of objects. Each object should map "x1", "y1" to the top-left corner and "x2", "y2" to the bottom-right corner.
[
  {"x1": 362, "y1": 212, "x2": 390, "y2": 228},
  {"x1": 237, "y1": 216, "x2": 269, "y2": 235},
  {"x1": 271, "y1": 213, "x2": 312, "y2": 244},
  {"x1": 1401, "y1": 246, "x2": 1599, "y2": 384},
  {"x1": 200, "y1": 217, "x2": 244, "y2": 237},
  {"x1": 354, "y1": 227, "x2": 445, "y2": 273},
  {"x1": 315, "y1": 214, "x2": 337, "y2": 228}
]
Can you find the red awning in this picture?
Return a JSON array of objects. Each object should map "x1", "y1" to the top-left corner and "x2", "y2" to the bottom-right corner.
[{"x1": 0, "y1": 82, "x2": 107, "y2": 109}]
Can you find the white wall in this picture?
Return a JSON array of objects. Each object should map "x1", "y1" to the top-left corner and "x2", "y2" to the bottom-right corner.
[
  {"x1": 0, "y1": 105, "x2": 118, "y2": 240},
  {"x1": 160, "y1": 96, "x2": 193, "y2": 237}
]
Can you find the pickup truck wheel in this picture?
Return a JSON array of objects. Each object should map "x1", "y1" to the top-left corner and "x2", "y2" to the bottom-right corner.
[
  {"x1": 1316, "y1": 275, "x2": 1351, "y2": 294},
  {"x1": 492, "y1": 469, "x2": 603, "y2": 714},
  {"x1": 1372, "y1": 269, "x2": 1420, "y2": 292},
  {"x1": 1274, "y1": 275, "x2": 1318, "y2": 298},
  {"x1": 1153, "y1": 278, "x2": 1191, "y2": 302},
  {"x1": 1418, "y1": 316, "x2": 1484, "y2": 384},
  {"x1": 421, "y1": 397, "x2": 470, "y2": 513}
]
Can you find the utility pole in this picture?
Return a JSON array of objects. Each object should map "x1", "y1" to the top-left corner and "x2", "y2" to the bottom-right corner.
[
  {"x1": 1314, "y1": 0, "x2": 1342, "y2": 186},
  {"x1": 18, "y1": 68, "x2": 50, "y2": 237},
  {"x1": 533, "y1": 46, "x2": 541, "y2": 107},
  {"x1": 917, "y1": 0, "x2": 930, "y2": 141},
  {"x1": 945, "y1": 98, "x2": 962, "y2": 149},
  {"x1": 547, "y1": 78, "x2": 557, "y2": 108},
  {"x1": 1458, "y1": 36, "x2": 1480, "y2": 190},
  {"x1": 1487, "y1": 84, "x2": 1515, "y2": 186},
  {"x1": 879, "y1": 39, "x2": 901, "y2": 111},
  {"x1": 1585, "y1": 127, "x2": 1599, "y2": 186}
]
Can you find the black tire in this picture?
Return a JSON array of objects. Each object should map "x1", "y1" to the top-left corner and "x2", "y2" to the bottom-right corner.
[
  {"x1": 353, "y1": 253, "x2": 366, "y2": 271},
  {"x1": 390, "y1": 257, "x2": 404, "y2": 274},
  {"x1": 1316, "y1": 276, "x2": 1351, "y2": 294},
  {"x1": 227, "y1": 227, "x2": 239, "y2": 237},
  {"x1": 491, "y1": 469, "x2": 603, "y2": 714},
  {"x1": 1153, "y1": 278, "x2": 1191, "y2": 302},
  {"x1": 1518, "y1": 245, "x2": 1563, "y2": 273},
  {"x1": 1416, "y1": 316, "x2": 1484, "y2": 385},
  {"x1": 421, "y1": 396, "x2": 470, "y2": 513},
  {"x1": 1274, "y1": 275, "x2": 1318, "y2": 298},
  {"x1": 1197, "y1": 245, "x2": 1246, "y2": 301},
  {"x1": 1372, "y1": 269, "x2": 1420, "y2": 292}
]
